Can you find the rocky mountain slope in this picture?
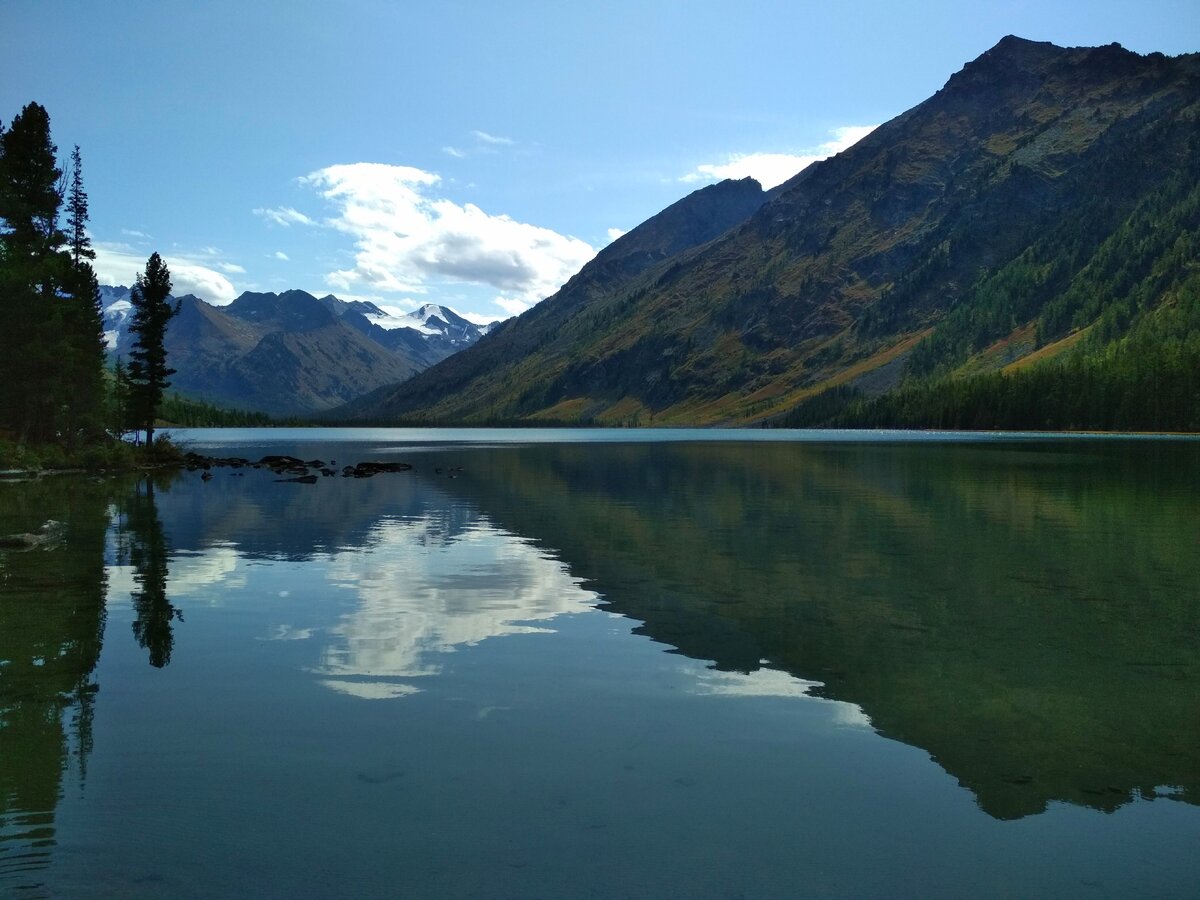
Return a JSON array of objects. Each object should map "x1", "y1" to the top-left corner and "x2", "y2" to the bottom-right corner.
[
  {"x1": 103, "y1": 288, "x2": 495, "y2": 415},
  {"x1": 339, "y1": 175, "x2": 770, "y2": 421},
  {"x1": 344, "y1": 37, "x2": 1200, "y2": 428}
]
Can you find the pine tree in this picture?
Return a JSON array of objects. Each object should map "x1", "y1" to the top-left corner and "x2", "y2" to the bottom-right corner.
[
  {"x1": 0, "y1": 102, "x2": 65, "y2": 262},
  {"x1": 66, "y1": 145, "x2": 94, "y2": 265},
  {"x1": 59, "y1": 145, "x2": 106, "y2": 445},
  {"x1": 62, "y1": 260, "x2": 107, "y2": 444},
  {"x1": 111, "y1": 356, "x2": 131, "y2": 437},
  {"x1": 127, "y1": 252, "x2": 178, "y2": 446},
  {"x1": 0, "y1": 102, "x2": 68, "y2": 443}
]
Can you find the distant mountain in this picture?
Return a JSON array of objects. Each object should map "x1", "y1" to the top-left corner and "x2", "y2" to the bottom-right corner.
[
  {"x1": 343, "y1": 37, "x2": 1200, "y2": 429},
  {"x1": 317, "y1": 296, "x2": 494, "y2": 367},
  {"x1": 101, "y1": 288, "x2": 498, "y2": 416}
]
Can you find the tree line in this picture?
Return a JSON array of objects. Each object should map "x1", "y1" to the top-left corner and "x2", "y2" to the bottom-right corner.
[
  {"x1": 777, "y1": 270, "x2": 1200, "y2": 432},
  {"x1": 0, "y1": 101, "x2": 178, "y2": 455}
]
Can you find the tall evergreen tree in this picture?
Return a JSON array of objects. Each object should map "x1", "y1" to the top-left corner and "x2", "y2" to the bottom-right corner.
[
  {"x1": 127, "y1": 252, "x2": 178, "y2": 446},
  {"x1": 0, "y1": 102, "x2": 64, "y2": 262},
  {"x1": 61, "y1": 259, "x2": 107, "y2": 444},
  {"x1": 66, "y1": 145, "x2": 94, "y2": 265},
  {"x1": 0, "y1": 102, "x2": 68, "y2": 443},
  {"x1": 58, "y1": 144, "x2": 106, "y2": 445},
  {"x1": 111, "y1": 356, "x2": 131, "y2": 436}
]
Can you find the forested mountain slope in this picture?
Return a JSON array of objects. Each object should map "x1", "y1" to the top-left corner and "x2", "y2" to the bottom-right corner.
[{"x1": 347, "y1": 37, "x2": 1200, "y2": 428}]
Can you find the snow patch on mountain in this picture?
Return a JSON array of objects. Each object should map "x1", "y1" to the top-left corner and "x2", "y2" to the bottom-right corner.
[
  {"x1": 100, "y1": 285, "x2": 133, "y2": 351},
  {"x1": 100, "y1": 285, "x2": 502, "y2": 356}
]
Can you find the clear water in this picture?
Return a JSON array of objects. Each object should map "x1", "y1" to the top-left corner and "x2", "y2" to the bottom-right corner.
[{"x1": 1, "y1": 429, "x2": 1197, "y2": 898}]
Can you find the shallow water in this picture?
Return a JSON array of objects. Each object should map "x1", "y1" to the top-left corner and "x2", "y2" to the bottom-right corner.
[{"x1": 1, "y1": 430, "x2": 1198, "y2": 897}]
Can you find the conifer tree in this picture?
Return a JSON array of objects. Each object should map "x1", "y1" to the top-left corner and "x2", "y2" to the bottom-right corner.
[
  {"x1": 0, "y1": 102, "x2": 67, "y2": 442},
  {"x1": 59, "y1": 145, "x2": 106, "y2": 444},
  {"x1": 62, "y1": 259, "x2": 107, "y2": 444},
  {"x1": 0, "y1": 103, "x2": 64, "y2": 262},
  {"x1": 66, "y1": 145, "x2": 95, "y2": 265},
  {"x1": 127, "y1": 252, "x2": 178, "y2": 446},
  {"x1": 111, "y1": 356, "x2": 131, "y2": 436}
]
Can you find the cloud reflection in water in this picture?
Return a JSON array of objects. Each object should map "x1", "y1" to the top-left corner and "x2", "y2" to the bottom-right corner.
[{"x1": 315, "y1": 515, "x2": 599, "y2": 698}]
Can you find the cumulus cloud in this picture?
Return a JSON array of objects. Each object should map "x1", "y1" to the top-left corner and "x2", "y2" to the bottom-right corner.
[
  {"x1": 493, "y1": 296, "x2": 537, "y2": 317},
  {"x1": 273, "y1": 250, "x2": 290, "y2": 261},
  {"x1": 253, "y1": 205, "x2": 316, "y2": 227},
  {"x1": 606, "y1": 227, "x2": 627, "y2": 244},
  {"x1": 682, "y1": 125, "x2": 878, "y2": 190},
  {"x1": 299, "y1": 162, "x2": 596, "y2": 311},
  {"x1": 94, "y1": 241, "x2": 239, "y2": 304}
]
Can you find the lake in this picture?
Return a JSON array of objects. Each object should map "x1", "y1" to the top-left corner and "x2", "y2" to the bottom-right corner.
[{"x1": 1, "y1": 428, "x2": 1198, "y2": 898}]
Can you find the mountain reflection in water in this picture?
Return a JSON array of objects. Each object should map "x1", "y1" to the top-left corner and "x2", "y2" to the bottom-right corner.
[
  {"x1": 432, "y1": 440, "x2": 1200, "y2": 820},
  {"x1": 1, "y1": 434, "x2": 1197, "y2": 896}
]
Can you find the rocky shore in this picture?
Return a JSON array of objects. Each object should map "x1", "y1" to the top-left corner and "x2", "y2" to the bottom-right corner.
[{"x1": 185, "y1": 452, "x2": 419, "y2": 483}]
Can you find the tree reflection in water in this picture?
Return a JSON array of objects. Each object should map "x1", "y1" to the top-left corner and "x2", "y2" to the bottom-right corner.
[
  {"x1": 121, "y1": 477, "x2": 180, "y2": 668},
  {"x1": 0, "y1": 477, "x2": 109, "y2": 889}
]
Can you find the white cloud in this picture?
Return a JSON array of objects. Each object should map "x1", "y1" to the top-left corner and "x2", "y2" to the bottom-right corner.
[
  {"x1": 472, "y1": 130, "x2": 514, "y2": 146},
  {"x1": 606, "y1": 227, "x2": 627, "y2": 244},
  {"x1": 455, "y1": 309, "x2": 500, "y2": 326},
  {"x1": 121, "y1": 228, "x2": 150, "y2": 239},
  {"x1": 299, "y1": 162, "x2": 596, "y2": 314},
  {"x1": 218, "y1": 262, "x2": 247, "y2": 274},
  {"x1": 494, "y1": 296, "x2": 535, "y2": 317},
  {"x1": 272, "y1": 250, "x2": 290, "y2": 261},
  {"x1": 94, "y1": 241, "x2": 239, "y2": 305},
  {"x1": 162, "y1": 261, "x2": 239, "y2": 304},
  {"x1": 442, "y1": 145, "x2": 466, "y2": 159},
  {"x1": 253, "y1": 206, "x2": 316, "y2": 227},
  {"x1": 682, "y1": 125, "x2": 878, "y2": 190}
]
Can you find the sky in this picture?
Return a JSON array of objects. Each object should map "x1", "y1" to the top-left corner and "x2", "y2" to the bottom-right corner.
[{"x1": 3, "y1": 0, "x2": 1197, "y2": 323}]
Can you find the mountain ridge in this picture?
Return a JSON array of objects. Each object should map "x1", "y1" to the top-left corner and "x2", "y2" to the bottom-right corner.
[
  {"x1": 341, "y1": 36, "x2": 1200, "y2": 427},
  {"x1": 338, "y1": 174, "x2": 770, "y2": 419},
  {"x1": 101, "y1": 287, "x2": 498, "y2": 415}
]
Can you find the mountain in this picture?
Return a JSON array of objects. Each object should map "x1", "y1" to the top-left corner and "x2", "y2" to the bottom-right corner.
[
  {"x1": 317, "y1": 296, "x2": 494, "y2": 367},
  {"x1": 101, "y1": 288, "x2": 496, "y2": 416},
  {"x1": 339, "y1": 174, "x2": 770, "y2": 421},
  {"x1": 344, "y1": 37, "x2": 1200, "y2": 428}
]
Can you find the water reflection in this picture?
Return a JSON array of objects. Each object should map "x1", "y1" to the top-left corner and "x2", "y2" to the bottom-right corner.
[
  {"x1": 110, "y1": 441, "x2": 1199, "y2": 821},
  {"x1": 434, "y1": 440, "x2": 1200, "y2": 820},
  {"x1": 126, "y1": 440, "x2": 1198, "y2": 822},
  {"x1": 316, "y1": 514, "x2": 597, "y2": 698},
  {"x1": 0, "y1": 478, "x2": 109, "y2": 891},
  {"x1": 3, "y1": 437, "x2": 1198, "y2": 896},
  {"x1": 120, "y1": 478, "x2": 181, "y2": 668}
]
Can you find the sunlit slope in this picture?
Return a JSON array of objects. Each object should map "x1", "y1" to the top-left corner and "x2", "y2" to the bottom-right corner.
[{"x1": 348, "y1": 37, "x2": 1200, "y2": 426}]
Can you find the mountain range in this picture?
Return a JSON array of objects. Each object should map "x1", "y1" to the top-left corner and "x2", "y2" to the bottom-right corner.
[
  {"x1": 338, "y1": 36, "x2": 1200, "y2": 429},
  {"x1": 101, "y1": 287, "x2": 496, "y2": 415}
]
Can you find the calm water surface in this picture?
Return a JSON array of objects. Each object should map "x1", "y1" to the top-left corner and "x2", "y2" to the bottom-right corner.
[{"x1": 1, "y1": 429, "x2": 1197, "y2": 898}]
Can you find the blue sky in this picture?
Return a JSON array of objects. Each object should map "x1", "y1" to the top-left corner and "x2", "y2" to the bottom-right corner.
[{"x1": 3, "y1": 0, "x2": 1197, "y2": 322}]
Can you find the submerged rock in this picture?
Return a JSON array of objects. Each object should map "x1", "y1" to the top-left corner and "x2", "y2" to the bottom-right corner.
[
  {"x1": 348, "y1": 461, "x2": 413, "y2": 477},
  {"x1": 259, "y1": 455, "x2": 307, "y2": 469},
  {"x1": 275, "y1": 473, "x2": 318, "y2": 484},
  {"x1": 0, "y1": 519, "x2": 66, "y2": 550}
]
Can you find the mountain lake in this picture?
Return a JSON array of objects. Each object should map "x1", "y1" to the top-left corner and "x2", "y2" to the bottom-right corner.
[{"x1": 1, "y1": 428, "x2": 1197, "y2": 898}]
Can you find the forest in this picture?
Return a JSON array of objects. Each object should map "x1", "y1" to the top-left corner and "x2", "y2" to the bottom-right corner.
[
  {"x1": 0, "y1": 102, "x2": 227, "y2": 466},
  {"x1": 780, "y1": 137, "x2": 1200, "y2": 432}
]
